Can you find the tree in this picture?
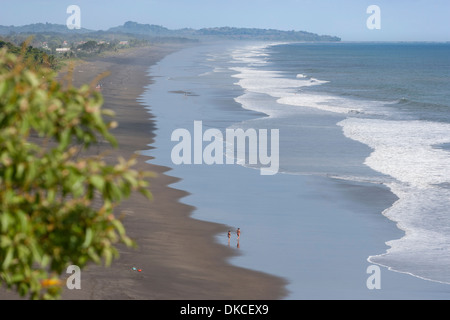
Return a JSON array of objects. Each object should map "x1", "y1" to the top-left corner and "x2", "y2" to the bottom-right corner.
[
  {"x1": 0, "y1": 41, "x2": 58, "y2": 70},
  {"x1": 0, "y1": 44, "x2": 152, "y2": 299},
  {"x1": 78, "y1": 40, "x2": 98, "y2": 53}
]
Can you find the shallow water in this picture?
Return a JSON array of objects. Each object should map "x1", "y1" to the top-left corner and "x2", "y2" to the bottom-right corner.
[{"x1": 141, "y1": 42, "x2": 450, "y2": 299}]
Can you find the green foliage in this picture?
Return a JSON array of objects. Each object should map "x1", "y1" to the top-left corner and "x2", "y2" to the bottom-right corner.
[
  {"x1": 77, "y1": 40, "x2": 99, "y2": 53},
  {"x1": 0, "y1": 40, "x2": 57, "y2": 70},
  {"x1": 0, "y1": 45, "x2": 153, "y2": 299}
]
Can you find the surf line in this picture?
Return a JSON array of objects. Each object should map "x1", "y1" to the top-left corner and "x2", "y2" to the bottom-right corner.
[{"x1": 171, "y1": 120, "x2": 280, "y2": 175}]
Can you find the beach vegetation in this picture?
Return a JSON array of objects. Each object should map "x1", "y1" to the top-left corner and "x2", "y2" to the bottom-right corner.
[
  {"x1": 0, "y1": 42, "x2": 153, "y2": 299},
  {"x1": 0, "y1": 40, "x2": 58, "y2": 70}
]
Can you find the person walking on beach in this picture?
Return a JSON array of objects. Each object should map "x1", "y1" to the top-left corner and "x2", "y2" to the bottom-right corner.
[
  {"x1": 236, "y1": 228, "x2": 241, "y2": 240},
  {"x1": 228, "y1": 230, "x2": 231, "y2": 239}
]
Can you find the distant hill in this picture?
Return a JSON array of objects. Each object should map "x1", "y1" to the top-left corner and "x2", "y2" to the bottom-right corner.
[
  {"x1": 108, "y1": 21, "x2": 341, "y2": 42},
  {"x1": 108, "y1": 21, "x2": 172, "y2": 35},
  {"x1": 0, "y1": 22, "x2": 92, "y2": 35},
  {"x1": 0, "y1": 21, "x2": 341, "y2": 42},
  {"x1": 195, "y1": 27, "x2": 340, "y2": 41}
]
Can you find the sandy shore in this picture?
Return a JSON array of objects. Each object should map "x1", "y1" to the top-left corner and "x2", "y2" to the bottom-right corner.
[{"x1": 0, "y1": 44, "x2": 287, "y2": 300}]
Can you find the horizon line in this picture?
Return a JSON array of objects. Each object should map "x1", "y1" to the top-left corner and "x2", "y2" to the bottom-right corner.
[{"x1": 1, "y1": 21, "x2": 449, "y2": 43}]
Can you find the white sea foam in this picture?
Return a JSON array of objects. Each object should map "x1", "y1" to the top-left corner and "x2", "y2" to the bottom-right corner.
[
  {"x1": 230, "y1": 47, "x2": 269, "y2": 66},
  {"x1": 213, "y1": 67, "x2": 227, "y2": 73},
  {"x1": 277, "y1": 94, "x2": 363, "y2": 115},
  {"x1": 232, "y1": 68, "x2": 319, "y2": 96},
  {"x1": 339, "y1": 118, "x2": 450, "y2": 283},
  {"x1": 199, "y1": 71, "x2": 212, "y2": 77},
  {"x1": 230, "y1": 66, "x2": 335, "y2": 117},
  {"x1": 228, "y1": 45, "x2": 392, "y2": 117},
  {"x1": 233, "y1": 66, "x2": 388, "y2": 116},
  {"x1": 229, "y1": 42, "x2": 450, "y2": 284},
  {"x1": 230, "y1": 42, "x2": 289, "y2": 66}
]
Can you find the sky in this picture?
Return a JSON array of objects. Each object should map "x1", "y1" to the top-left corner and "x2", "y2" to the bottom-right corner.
[{"x1": 1, "y1": 0, "x2": 449, "y2": 41}]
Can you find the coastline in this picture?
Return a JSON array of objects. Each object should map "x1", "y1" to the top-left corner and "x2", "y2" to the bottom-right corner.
[
  {"x1": 3, "y1": 41, "x2": 449, "y2": 301},
  {"x1": 0, "y1": 44, "x2": 287, "y2": 300},
  {"x1": 140, "y1": 42, "x2": 450, "y2": 299}
]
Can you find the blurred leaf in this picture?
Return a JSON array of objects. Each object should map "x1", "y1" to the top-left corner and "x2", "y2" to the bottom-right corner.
[
  {"x1": 3, "y1": 247, "x2": 14, "y2": 269},
  {"x1": 82, "y1": 228, "x2": 93, "y2": 249},
  {"x1": 90, "y1": 175, "x2": 105, "y2": 192}
]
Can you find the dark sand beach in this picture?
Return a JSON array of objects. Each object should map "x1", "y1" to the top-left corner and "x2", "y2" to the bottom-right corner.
[{"x1": 0, "y1": 44, "x2": 287, "y2": 300}]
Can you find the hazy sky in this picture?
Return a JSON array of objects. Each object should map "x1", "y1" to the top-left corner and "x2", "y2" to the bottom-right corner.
[{"x1": 1, "y1": 0, "x2": 449, "y2": 41}]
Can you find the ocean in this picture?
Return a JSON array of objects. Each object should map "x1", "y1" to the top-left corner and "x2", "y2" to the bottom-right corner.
[{"x1": 141, "y1": 41, "x2": 450, "y2": 299}]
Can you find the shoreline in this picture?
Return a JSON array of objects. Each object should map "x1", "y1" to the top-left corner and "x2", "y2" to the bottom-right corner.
[
  {"x1": 140, "y1": 42, "x2": 450, "y2": 299},
  {"x1": 0, "y1": 44, "x2": 287, "y2": 300}
]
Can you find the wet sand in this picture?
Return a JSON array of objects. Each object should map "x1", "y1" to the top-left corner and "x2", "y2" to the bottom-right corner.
[{"x1": 0, "y1": 45, "x2": 287, "y2": 300}]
